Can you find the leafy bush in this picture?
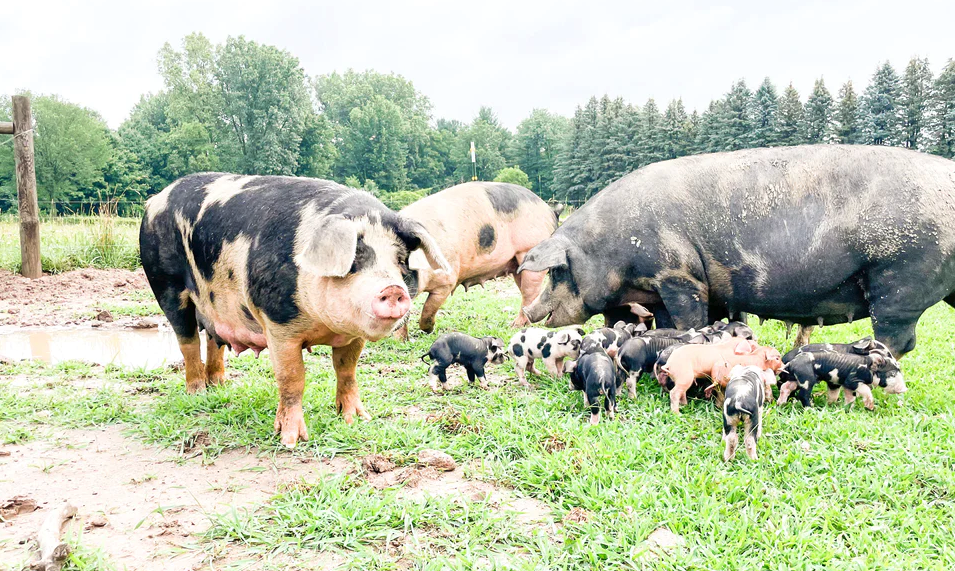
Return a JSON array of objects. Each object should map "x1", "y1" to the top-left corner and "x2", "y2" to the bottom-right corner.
[
  {"x1": 493, "y1": 166, "x2": 532, "y2": 190},
  {"x1": 380, "y1": 189, "x2": 426, "y2": 210}
]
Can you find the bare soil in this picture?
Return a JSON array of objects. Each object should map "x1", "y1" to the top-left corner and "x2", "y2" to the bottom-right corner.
[{"x1": 0, "y1": 268, "x2": 157, "y2": 330}]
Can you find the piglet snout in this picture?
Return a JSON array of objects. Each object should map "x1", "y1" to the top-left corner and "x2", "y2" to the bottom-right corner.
[{"x1": 371, "y1": 285, "x2": 410, "y2": 320}]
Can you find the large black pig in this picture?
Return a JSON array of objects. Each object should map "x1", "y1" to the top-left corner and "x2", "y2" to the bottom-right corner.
[
  {"x1": 520, "y1": 145, "x2": 955, "y2": 358},
  {"x1": 140, "y1": 173, "x2": 449, "y2": 447}
]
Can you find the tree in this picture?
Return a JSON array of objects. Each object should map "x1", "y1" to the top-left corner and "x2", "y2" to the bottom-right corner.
[
  {"x1": 639, "y1": 98, "x2": 666, "y2": 164},
  {"x1": 508, "y1": 109, "x2": 569, "y2": 199},
  {"x1": 295, "y1": 112, "x2": 337, "y2": 178},
  {"x1": 341, "y1": 95, "x2": 409, "y2": 190},
  {"x1": 215, "y1": 36, "x2": 313, "y2": 174},
  {"x1": 751, "y1": 78, "x2": 780, "y2": 147},
  {"x1": 494, "y1": 166, "x2": 532, "y2": 189},
  {"x1": 661, "y1": 99, "x2": 692, "y2": 159},
  {"x1": 804, "y1": 79, "x2": 834, "y2": 144},
  {"x1": 833, "y1": 81, "x2": 861, "y2": 144},
  {"x1": 719, "y1": 79, "x2": 754, "y2": 150},
  {"x1": 777, "y1": 83, "x2": 804, "y2": 146},
  {"x1": 899, "y1": 57, "x2": 934, "y2": 149},
  {"x1": 0, "y1": 94, "x2": 111, "y2": 213},
  {"x1": 454, "y1": 107, "x2": 511, "y2": 182},
  {"x1": 861, "y1": 61, "x2": 902, "y2": 146},
  {"x1": 694, "y1": 100, "x2": 726, "y2": 154},
  {"x1": 931, "y1": 60, "x2": 955, "y2": 158}
]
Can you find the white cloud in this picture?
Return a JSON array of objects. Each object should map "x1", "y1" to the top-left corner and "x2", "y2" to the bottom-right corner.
[{"x1": 1, "y1": 0, "x2": 952, "y2": 128}]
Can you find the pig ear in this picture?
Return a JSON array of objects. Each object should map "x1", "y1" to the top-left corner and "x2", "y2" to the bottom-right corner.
[
  {"x1": 868, "y1": 352, "x2": 886, "y2": 369},
  {"x1": 555, "y1": 331, "x2": 570, "y2": 344},
  {"x1": 403, "y1": 221, "x2": 452, "y2": 273},
  {"x1": 734, "y1": 340, "x2": 753, "y2": 355},
  {"x1": 296, "y1": 215, "x2": 359, "y2": 277},
  {"x1": 564, "y1": 360, "x2": 577, "y2": 373},
  {"x1": 852, "y1": 338, "x2": 875, "y2": 352},
  {"x1": 627, "y1": 303, "x2": 653, "y2": 318},
  {"x1": 518, "y1": 241, "x2": 567, "y2": 273}
]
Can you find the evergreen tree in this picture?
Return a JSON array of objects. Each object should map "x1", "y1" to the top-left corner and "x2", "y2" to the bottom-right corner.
[
  {"x1": 931, "y1": 59, "x2": 955, "y2": 158},
  {"x1": 833, "y1": 81, "x2": 861, "y2": 144},
  {"x1": 508, "y1": 109, "x2": 569, "y2": 200},
  {"x1": 661, "y1": 99, "x2": 691, "y2": 159},
  {"x1": 861, "y1": 61, "x2": 902, "y2": 146},
  {"x1": 719, "y1": 79, "x2": 754, "y2": 150},
  {"x1": 751, "y1": 78, "x2": 779, "y2": 147},
  {"x1": 899, "y1": 57, "x2": 934, "y2": 149},
  {"x1": 694, "y1": 100, "x2": 725, "y2": 154},
  {"x1": 804, "y1": 79, "x2": 834, "y2": 144},
  {"x1": 777, "y1": 83, "x2": 804, "y2": 146},
  {"x1": 599, "y1": 98, "x2": 632, "y2": 186},
  {"x1": 639, "y1": 98, "x2": 666, "y2": 165}
]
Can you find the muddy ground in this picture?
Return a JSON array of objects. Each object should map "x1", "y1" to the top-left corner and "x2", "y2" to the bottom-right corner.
[{"x1": 0, "y1": 268, "x2": 159, "y2": 330}]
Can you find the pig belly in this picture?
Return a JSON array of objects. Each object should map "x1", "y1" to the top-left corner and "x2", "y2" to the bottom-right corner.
[{"x1": 458, "y1": 254, "x2": 518, "y2": 288}]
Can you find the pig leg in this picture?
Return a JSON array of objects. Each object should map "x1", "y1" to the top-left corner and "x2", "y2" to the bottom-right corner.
[
  {"x1": 656, "y1": 276, "x2": 708, "y2": 330},
  {"x1": 606, "y1": 386, "x2": 617, "y2": 421},
  {"x1": 626, "y1": 372, "x2": 638, "y2": 399},
  {"x1": 180, "y1": 339, "x2": 206, "y2": 394},
  {"x1": 723, "y1": 416, "x2": 739, "y2": 462},
  {"x1": 429, "y1": 364, "x2": 448, "y2": 392},
  {"x1": 792, "y1": 326, "x2": 814, "y2": 350},
  {"x1": 514, "y1": 357, "x2": 530, "y2": 387},
  {"x1": 669, "y1": 378, "x2": 691, "y2": 414},
  {"x1": 418, "y1": 285, "x2": 454, "y2": 334},
  {"x1": 153, "y1": 285, "x2": 205, "y2": 393},
  {"x1": 472, "y1": 363, "x2": 489, "y2": 390},
  {"x1": 393, "y1": 323, "x2": 410, "y2": 342},
  {"x1": 743, "y1": 416, "x2": 758, "y2": 460},
  {"x1": 333, "y1": 338, "x2": 372, "y2": 424},
  {"x1": 268, "y1": 340, "x2": 309, "y2": 447},
  {"x1": 512, "y1": 269, "x2": 546, "y2": 327},
  {"x1": 205, "y1": 339, "x2": 227, "y2": 387},
  {"x1": 777, "y1": 381, "x2": 797, "y2": 405},
  {"x1": 826, "y1": 383, "x2": 842, "y2": 405},
  {"x1": 854, "y1": 384, "x2": 876, "y2": 410}
]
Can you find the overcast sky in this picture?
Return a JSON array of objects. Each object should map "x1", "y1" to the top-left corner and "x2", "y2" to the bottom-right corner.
[{"x1": 2, "y1": 0, "x2": 953, "y2": 129}]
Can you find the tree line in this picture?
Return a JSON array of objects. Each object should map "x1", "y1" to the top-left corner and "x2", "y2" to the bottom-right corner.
[{"x1": 1, "y1": 33, "x2": 953, "y2": 214}]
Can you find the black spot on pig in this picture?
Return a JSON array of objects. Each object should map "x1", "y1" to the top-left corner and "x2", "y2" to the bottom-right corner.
[
  {"x1": 241, "y1": 305, "x2": 254, "y2": 321},
  {"x1": 484, "y1": 183, "x2": 533, "y2": 215},
  {"x1": 227, "y1": 268, "x2": 235, "y2": 281},
  {"x1": 542, "y1": 344, "x2": 552, "y2": 359},
  {"x1": 512, "y1": 344, "x2": 524, "y2": 357},
  {"x1": 478, "y1": 224, "x2": 496, "y2": 252},
  {"x1": 350, "y1": 236, "x2": 377, "y2": 274},
  {"x1": 209, "y1": 291, "x2": 216, "y2": 304}
]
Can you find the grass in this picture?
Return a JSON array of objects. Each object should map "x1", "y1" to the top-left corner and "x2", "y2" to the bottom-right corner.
[
  {"x1": 0, "y1": 213, "x2": 140, "y2": 273},
  {"x1": 2, "y1": 285, "x2": 955, "y2": 568}
]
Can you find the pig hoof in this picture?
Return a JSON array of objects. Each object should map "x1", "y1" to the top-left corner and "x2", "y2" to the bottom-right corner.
[
  {"x1": 510, "y1": 314, "x2": 529, "y2": 327},
  {"x1": 206, "y1": 374, "x2": 227, "y2": 387},
  {"x1": 589, "y1": 414, "x2": 600, "y2": 425},
  {"x1": 338, "y1": 396, "x2": 372, "y2": 424},
  {"x1": 185, "y1": 380, "x2": 207, "y2": 394},
  {"x1": 274, "y1": 408, "x2": 309, "y2": 448}
]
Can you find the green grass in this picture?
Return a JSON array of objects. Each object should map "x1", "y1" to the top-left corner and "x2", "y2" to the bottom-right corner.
[
  {"x1": 2, "y1": 287, "x2": 955, "y2": 568},
  {"x1": 0, "y1": 214, "x2": 140, "y2": 273}
]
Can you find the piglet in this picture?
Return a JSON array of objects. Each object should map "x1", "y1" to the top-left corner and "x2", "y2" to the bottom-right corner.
[
  {"x1": 722, "y1": 365, "x2": 766, "y2": 461},
  {"x1": 508, "y1": 327, "x2": 585, "y2": 386},
  {"x1": 565, "y1": 346, "x2": 623, "y2": 425},
  {"x1": 583, "y1": 321, "x2": 643, "y2": 358},
  {"x1": 424, "y1": 333, "x2": 506, "y2": 391}
]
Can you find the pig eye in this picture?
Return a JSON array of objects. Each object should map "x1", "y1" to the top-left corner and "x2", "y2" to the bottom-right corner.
[{"x1": 349, "y1": 238, "x2": 376, "y2": 274}]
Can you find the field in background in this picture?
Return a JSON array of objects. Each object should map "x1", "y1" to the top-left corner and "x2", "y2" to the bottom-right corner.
[
  {"x1": 2, "y1": 281, "x2": 954, "y2": 569},
  {"x1": 0, "y1": 215, "x2": 140, "y2": 273}
]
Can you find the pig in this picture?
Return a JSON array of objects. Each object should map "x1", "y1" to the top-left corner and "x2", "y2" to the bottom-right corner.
[
  {"x1": 423, "y1": 333, "x2": 506, "y2": 391},
  {"x1": 615, "y1": 336, "x2": 686, "y2": 398},
  {"x1": 712, "y1": 320, "x2": 756, "y2": 341},
  {"x1": 565, "y1": 346, "x2": 623, "y2": 424},
  {"x1": 777, "y1": 349, "x2": 906, "y2": 410},
  {"x1": 395, "y1": 182, "x2": 559, "y2": 339},
  {"x1": 583, "y1": 321, "x2": 644, "y2": 358},
  {"x1": 722, "y1": 365, "x2": 766, "y2": 461},
  {"x1": 776, "y1": 337, "x2": 905, "y2": 405},
  {"x1": 519, "y1": 145, "x2": 955, "y2": 359},
  {"x1": 658, "y1": 339, "x2": 781, "y2": 413},
  {"x1": 507, "y1": 327, "x2": 585, "y2": 386},
  {"x1": 139, "y1": 173, "x2": 450, "y2": 447}
]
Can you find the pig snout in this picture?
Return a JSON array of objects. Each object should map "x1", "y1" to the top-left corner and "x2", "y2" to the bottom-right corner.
[
  {"x1": 884, "y1": 372, "x2": 908, "y2": 394},
  {"x1": 372, "y1": 285, "x2": 411, "y2": 320}
]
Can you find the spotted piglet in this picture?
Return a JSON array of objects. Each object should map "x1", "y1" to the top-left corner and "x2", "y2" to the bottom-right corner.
[
  {"x1": 565, "y1": 345, "x2": 623, "y2": 425},
  {"x1": 508, "y1": 327, "x2": 585, "y2": 386},
  {"x1": 424, "y1": 333, "x2": 506, "y2": 391},
  {"x1": 582, "y1": 321, "x2": 644, "y2": 358},
  {"x1": 722, "y1": 365, "x2": 766, "y2": 461}
]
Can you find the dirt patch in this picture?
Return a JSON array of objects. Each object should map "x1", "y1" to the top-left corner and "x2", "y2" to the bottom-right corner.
[
  {"x1": 0, "y1": 268, "x2": 156, "y2": 330},
  {"x1": 0, "y1": 426, "x2": 352, "y2": 570}
]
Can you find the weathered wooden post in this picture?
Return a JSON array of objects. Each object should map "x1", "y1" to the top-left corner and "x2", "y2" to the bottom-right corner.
[{"x1": 0, "y1": 95, "x2": 41, "y2": 278}]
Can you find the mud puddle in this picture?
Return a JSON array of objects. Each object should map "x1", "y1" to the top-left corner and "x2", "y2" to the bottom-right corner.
[{"x1": 0, "y1": 328, "x2": 201, "y2": 369}]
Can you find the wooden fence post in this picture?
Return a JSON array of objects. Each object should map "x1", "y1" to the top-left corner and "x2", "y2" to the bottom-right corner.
[{"x1": 12, "y1": 95, "x2": 41, "y2": 278}]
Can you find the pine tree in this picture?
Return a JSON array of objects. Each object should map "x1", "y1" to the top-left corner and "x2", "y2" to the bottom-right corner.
[
  {"x1": 600, "y1": 98, "x2": 632, "y2": 185},
  {"x1": 899, "y1": 57, "x2": 934, "y2": 149},
  {"x1": 640, "y1": 98, "x2": 665, "y2": 164},
  {"x1": 777, "y1": 83, "x2": 804, "y2": 146},
  {"x1": 553, "y1": 105, "x2": 585, "y2": 202},
  {"x1": 751, "y1": 78, "x2": 779, "y2": 147},
  {"x1": 662, "y1": 99, "x2": 691, "y2": 159},
  {"x1": 804, "y1": 79, "x2": 834, "y2": 144},
  {"x1": 719, "y1": 79, "x2": 754, "y2": 150},
  {"x1": 861, "y1": 61, "x2": 902, "y2": 146},
  {"x1": 833, "y1": 81, "x2": 861, "y2": 144},
  {"x1": 694, "y1": 100, "x2": 725, "y2": 154},
  {"x1": 931, "y1": 59, "x2": 955, "y2": 158}
]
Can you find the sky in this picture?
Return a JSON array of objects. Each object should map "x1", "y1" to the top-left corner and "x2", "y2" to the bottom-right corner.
[{"x1": 1, "y1": 0, "x2": 953, "y2": 129}]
